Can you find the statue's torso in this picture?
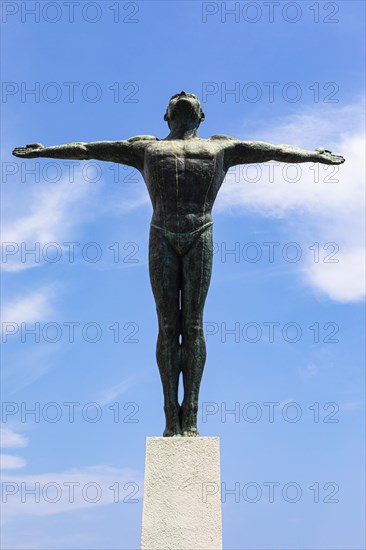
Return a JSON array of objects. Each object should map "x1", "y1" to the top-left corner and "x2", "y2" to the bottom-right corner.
[{"x1": 140, "y1": 138, "x2": 228, "y2": 233}]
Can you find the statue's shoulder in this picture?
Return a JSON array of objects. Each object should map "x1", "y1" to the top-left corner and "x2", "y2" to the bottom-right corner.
[
  {"x1": 127, "y1": 135, "x2": 158, "y2": 143},
  {"x1": 209, "y1": 134, "x2": 237, "y2": 141}
]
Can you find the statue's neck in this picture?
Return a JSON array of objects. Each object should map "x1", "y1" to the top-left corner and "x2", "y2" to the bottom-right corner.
[
  {"x1": 166, "y1": 122, "x2": 200, "y2": 140},
  {"x1": 166, "y1": 130, "x2": 200, "y2": 140}
]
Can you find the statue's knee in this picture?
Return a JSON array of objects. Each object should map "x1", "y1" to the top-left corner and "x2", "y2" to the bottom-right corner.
[
  {"x1": 159, "y1": 319, "x2": 180, "y2": 340},
  {"x1": 182, "y1": 318, "x2": 203, "y2": 339}
]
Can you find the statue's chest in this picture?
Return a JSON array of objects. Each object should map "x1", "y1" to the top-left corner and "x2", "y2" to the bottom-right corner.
[{"x1": 146, "y1": 141, "x2": 217, "y2": 174}]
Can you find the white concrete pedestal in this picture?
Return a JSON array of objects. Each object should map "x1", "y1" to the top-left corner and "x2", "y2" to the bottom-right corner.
[{"x1": 141, "y1": 437, "x2": 222, "y2": 550}]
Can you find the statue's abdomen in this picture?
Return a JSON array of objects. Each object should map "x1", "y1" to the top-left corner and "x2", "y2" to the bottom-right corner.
[{"x1": 143, "y1": 145, "x2": 221, "y2": 232}]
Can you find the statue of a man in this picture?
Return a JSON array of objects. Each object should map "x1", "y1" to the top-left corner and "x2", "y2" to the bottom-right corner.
[{"x1": 13, "y1": 91, "x2": 345, "y2": 437}]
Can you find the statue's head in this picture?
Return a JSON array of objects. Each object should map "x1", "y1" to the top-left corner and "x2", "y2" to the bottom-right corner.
[{"x1": 164, "y1": 91, "x2": 205, "y2": 129}]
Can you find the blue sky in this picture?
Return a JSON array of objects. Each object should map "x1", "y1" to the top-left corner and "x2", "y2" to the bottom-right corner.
[{"x1": 1, "y1": 1, "x2": 365, "y2": 549}]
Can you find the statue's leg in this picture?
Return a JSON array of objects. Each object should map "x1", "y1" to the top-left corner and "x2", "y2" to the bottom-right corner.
[
  {"x1": 148, "y1": 225, "x2": 182, "y2": 436},
  {"x1": 180, "y1": 225, "x2": 213, "y2": 436}
]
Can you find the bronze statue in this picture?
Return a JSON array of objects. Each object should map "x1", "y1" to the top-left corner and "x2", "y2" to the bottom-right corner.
[{"x1": 13, "y1": 91, "x2": 345, "y2": 437}]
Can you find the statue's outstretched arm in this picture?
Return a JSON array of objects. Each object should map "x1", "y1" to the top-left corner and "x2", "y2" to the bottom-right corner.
[
  {"x1": 12, "y1": 139, "x2": 141, "y2": 168},
  {"x1": 225, "y1": 140, "x2": 345, "y2": 167}
]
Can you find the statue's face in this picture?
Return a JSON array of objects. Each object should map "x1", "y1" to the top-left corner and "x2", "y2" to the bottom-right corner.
[{"x1": 165, "y1": 91, "x2": 204, "y2": 126}]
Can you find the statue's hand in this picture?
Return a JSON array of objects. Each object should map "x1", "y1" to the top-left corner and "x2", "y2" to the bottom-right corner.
[
  {"x1": 12, "y1": 143, "x2": 45, "y2": 158},
  {"x1": 315, "y1": 148, "x2": 345, "y2": 165}
]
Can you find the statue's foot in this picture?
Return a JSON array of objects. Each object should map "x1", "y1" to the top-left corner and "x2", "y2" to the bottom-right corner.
[
  {"x1": 163, "y1": 403, "x2": 182, "y2": 437},
  {"x1": 181, "y1": 402, "x2": 199, "y2": 437},
  {"x1": 182, "y1": 427, "x2": 199, "y2": 437},
  {"x1": 163, "y1": 428, "x2": 182, "y2": 437},
  {"x1": 163, "y1": 421, "x2": 182, "y2": 437}
]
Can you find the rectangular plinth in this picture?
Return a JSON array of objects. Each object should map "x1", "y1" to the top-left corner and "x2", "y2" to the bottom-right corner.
[{"x1": 141, "y1": 437, "x2": 222, "y2": 550}]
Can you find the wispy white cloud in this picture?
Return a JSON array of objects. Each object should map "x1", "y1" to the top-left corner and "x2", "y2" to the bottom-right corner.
[
  {"x1": 2, "y1": 162, "x2": 151, "y2": 273},
  {"x1": 1, "y1": 454, "x2": 27, "y2": 470},
  {"x1": 0, "y1": 428, "x2": 28, "y2": 476},
  {"x1": 1, "y1": 464, "x2": 142, "y2": 523},
  {"x1": 303, "y1": 247, "x2": 365, "y2": 303},
  {"x1": 1, "y1": 284, "x2": 60, "y2": 389},
  {"x1": 1, "y1": 169, "x2": 101, "y2": 272},
  {"x1": 2, "y1": 180, "x2": 86, "y2": 244},
  {"x1": 217, "y1": 99, "x2": 365, "y2": 302},
  {"x1": 0, "y1": 427, "x2": 28, "y2": 449},
  {"x1": 1, "y1": 286, "x2": 62, "y2": 390},
  {"x1": 1, "y1": 285, "x2": 61, "y2": 390},
  {"x1": 97, "y1": 373, "x2": 146, "y2": 406},
  {"x1": 1, "y1": 286, "x2": 56, "y2": 325}
]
